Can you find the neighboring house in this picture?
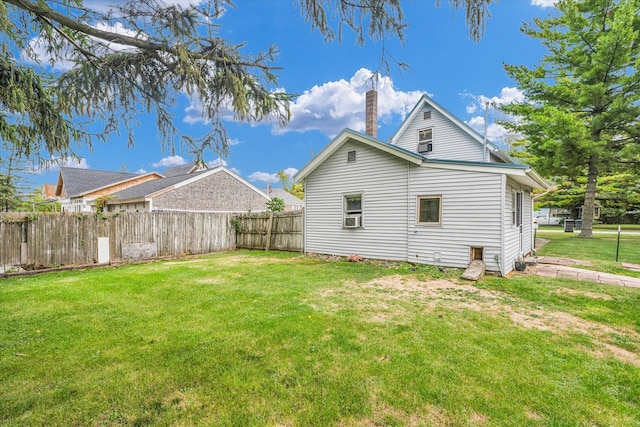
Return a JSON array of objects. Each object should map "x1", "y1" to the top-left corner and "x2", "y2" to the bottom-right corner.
[
  {"x1": 295, "y1": 93, "x2": 549, "y2": 275},
  {"x1": 105, "y1": 166, "x2": 271, "y2": 213},
  {"x1": 263, "y1": 186, "x2": 304, "y2": 211},
  {"x1": 162, "y1": 162, "x2": 206, "y2": 177},
  {"x1": 55, "y1": 167, "x2": 164, "y2": 212}
]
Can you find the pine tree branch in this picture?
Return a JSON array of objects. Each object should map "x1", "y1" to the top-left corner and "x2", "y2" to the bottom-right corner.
[{"x1": 5, "y1": 0, "x2": 282, "y2": 72}]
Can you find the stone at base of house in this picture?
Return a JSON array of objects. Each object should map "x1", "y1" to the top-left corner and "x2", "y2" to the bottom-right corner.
[{"x1": 461, "y1": 260, "x2": 485, "y2": 281}]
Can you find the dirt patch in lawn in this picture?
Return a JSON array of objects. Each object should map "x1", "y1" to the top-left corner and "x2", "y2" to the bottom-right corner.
[
  {"x1": 553, "y1": 287, "x2": 614, "y2": 300},
  {"x1": 312, "y1": 275, "x2": 640, "y2": 367}
]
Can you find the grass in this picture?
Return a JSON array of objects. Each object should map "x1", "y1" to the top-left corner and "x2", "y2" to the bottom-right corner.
[
  {"x1": 538, "y1": 224, "x2": 640, "y2": 231},
  {"x1": 535, "y1": 230, "x2": 640, "y2": 276},
  {"x1": 1, "y1": 250, "x2": 639, "y2": 426}
]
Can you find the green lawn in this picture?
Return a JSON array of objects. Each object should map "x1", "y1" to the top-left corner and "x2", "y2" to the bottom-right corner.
[
  {"x1": 535, "y1": 230, "x2": 640, "y2": 276},
  {"x1": 1, "y1": 251, "x2": 639, "y2": 426}
]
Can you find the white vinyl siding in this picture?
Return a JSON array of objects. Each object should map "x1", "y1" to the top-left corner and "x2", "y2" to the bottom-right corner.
[
  {"x1": 407, "y1": 168, "x2": 503, "y2": 270},
  {"x1": 503, "y1": 178, "x2": 534, "y2": 273},
  {"x1": 304, "y1": 140, "x2": 409, "y2": 261},
  {"x1": 394, "y1": 105, "x2": 485, "y2": 162}
]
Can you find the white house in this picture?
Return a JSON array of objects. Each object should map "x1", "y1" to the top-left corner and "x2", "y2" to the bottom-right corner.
[{"x1": 295, "y1": 93, "x2": 548, "y2": 275}]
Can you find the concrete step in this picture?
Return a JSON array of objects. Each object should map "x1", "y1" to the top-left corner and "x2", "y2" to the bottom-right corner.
[{"x1": 461, "y1": 260, "x2": 485, "y2": 281}]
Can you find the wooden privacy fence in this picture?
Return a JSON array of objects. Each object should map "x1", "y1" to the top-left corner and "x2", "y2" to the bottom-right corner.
[
  {"x1": 235, "y1": 211, "x2": 303, "y2": 252},
  {"x1": 1, "y1": 212, "x2": 236, "y2": 269}
]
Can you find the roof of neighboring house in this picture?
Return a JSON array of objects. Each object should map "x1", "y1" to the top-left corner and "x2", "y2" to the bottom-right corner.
[
  {"x1": 56, "y1": 167, "x2": 144, "y2": 197},
  {"x1": 43, "y1": 184, "x2": 58, "y2": 200},
  {"x1": 162, "y1": 162, "x2": 202, "y2": 177},
  {"x1": 295, "y1": 128, "x2": 549, "y2": 190},
  {"x1": 390, "y1": 94, "x2": 514, "y2": 164},
  {"x1": 108, "y1": 172, "x2": 204, "y2": 201},
  {"x1": 107, "y1": 166, "x2": 271, "y2": 204},
  {"x1": 263, "y1": 188, "x2": 304, "y2": 205}
]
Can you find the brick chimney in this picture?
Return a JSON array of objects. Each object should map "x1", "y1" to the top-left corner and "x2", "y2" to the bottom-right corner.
[{"x1": 365, "y1": 89, "x2": 378, "y2": 138}]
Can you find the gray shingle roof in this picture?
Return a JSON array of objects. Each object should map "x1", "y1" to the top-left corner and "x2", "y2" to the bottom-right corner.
[
  {"x1": 263, "y1": 188, "x2": 304, "y2": 205},
  {"x1": 109, "y1": 171, "x2": 206, "y2": 201},
  {"x1": 61, "y1": 167, "x2": 140, "y2": 197},
  {"x1": 162, "y1": 163, "x2": 199, "y2": 177}
]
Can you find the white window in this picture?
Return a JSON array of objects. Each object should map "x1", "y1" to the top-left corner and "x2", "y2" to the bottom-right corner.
[
  {"x1": 512, "y1": 191, "x2": 523, "y2": 227},
  {"x1": 417, "y1": 195, "x2": 442, "y2": 225},
  {"x1": 423, "y1": 111, "x2": 431, "y2": 120},
  {"x1": 418, "y1": 128, "x2": 433, "y2": 153},
  {"x1": 344, "y1": 194, "x2": 363, "y2": 228}
]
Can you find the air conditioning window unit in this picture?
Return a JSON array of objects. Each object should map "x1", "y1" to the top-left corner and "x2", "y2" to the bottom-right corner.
[{"x1": 344, "y1": 215, "x2": 361, "y2": 228}]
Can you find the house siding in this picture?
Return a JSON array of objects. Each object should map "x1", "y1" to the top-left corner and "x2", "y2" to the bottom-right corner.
[
  {"x1": 393, "y1": 103, "x2": 485, "y2": 162},
  {"x1": 304, "y1": 140, "x2": 409, "y2": 260},
  {"x1": 408, "y1": 167, "x2": 503, "y2": 271},
  {"x1": 503, "y1": 177, "x2": 535, "y2": 274},
  {"x1": 152, "y1": 171, "x2": 269, "y2": 212}
]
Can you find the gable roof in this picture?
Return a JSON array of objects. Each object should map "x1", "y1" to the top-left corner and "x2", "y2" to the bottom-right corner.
[
  {"x1": 295, "y1": 129, "x2": 424, "y2": 182},
  {"x1": 263, "y1": 187, "x2": 304, "y2": 205},
  {"x1": 390, "y1": 94, "x2": 514, "y2": 164},
  {"x1": 56, "y1": 167, "x2": 161, "y2": 197},
  {"x1": 162, "y1": 162, "x2": 202, "y2": 177},
  {"x1": 108, "y1": 166, "x2": 270, "y2": 203},
  {"x1": 295, "y1": 129, "x2": 548, "y2": 190},
  {"x1": 108, "y1": 172, "x2": 201, "y2": 201}
]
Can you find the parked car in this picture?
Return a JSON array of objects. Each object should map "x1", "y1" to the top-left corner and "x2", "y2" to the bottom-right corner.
[{"x1": 535, "y1": 214, "x2": 561, "y2": 226}]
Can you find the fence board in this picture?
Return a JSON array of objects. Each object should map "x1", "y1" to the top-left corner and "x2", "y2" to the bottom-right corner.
[
  {"x1": 235, "y1": 211, "x2": 303, "y2": 252},
  {"x1": 1, "y1": 212, "x2": 236, "y2": 269}
]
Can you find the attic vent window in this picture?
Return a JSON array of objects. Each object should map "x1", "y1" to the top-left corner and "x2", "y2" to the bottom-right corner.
[
  {"x1": 423, "y1": 111, "x2": 431, "y2": 120},
  {"x1": 418, "y1": 128, "x2": 433, "y2": 153},
  {"x1": 347, "y1": 150, "x2": 356, "y2": 162}
]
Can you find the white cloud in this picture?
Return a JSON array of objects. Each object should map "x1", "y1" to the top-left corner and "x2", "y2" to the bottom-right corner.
[
  {"x1": 58, "y1": 157, "x2": 90, "y2": 169},
  {"x1": 248, "y1": 171, "x2": 279, "y2": 184},
  {"x1": 467, "y1": 116, "x2": 510, "y2": 141},
  {"x1": 183, "y1": 101, "x2": 208, "y2": 125},
  {"x1": 281, "y1": 167, "x2": 298, "y2": 180},
  {"x1": 531, "y1": 0, "x2": 557, "y2": 8},
  {"x1": 278, "y1": 68, "x2": 425, "y2": 137},
  {"x1": 228, "y1": 138, "x2": 241, "y2": 146},
  {"x1": 36, "y1": 156, "x2": 90, "y2": 174},
  {"x1": 182, "y1": 68, "x2": 425, "y2": 138},
  {"x1": 135, "y1": 168, "x2": 147, "y2": 174},
  {"x1": 152, "y1": 155, "x2": 186, "y2": 168},
  {"x1": 463, "y1": 87, "x2": 526, "y2": 142},
  {"x1": 207, "y1": 157, "x2": 227, "y2": 168}
]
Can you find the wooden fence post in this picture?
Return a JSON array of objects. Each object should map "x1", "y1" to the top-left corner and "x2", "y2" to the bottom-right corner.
[{"x1": 265, "y1": 211, "x2": 274, "y2": 251}]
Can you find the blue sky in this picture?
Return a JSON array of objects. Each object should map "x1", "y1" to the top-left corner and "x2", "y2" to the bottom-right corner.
[{"x1": 20, "y1": 0, "x2": 557, "y2": 190}]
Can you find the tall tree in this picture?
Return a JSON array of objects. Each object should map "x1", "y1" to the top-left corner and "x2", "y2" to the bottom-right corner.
[
  {"x1": 277, "y1": 169, "x2": 304, "y2": 199},
  {"x1": 0, "y1": 141, "x2": 31, "y2": 211},
  {"x1": 535, "y1": 173, "x2": 640, "y2": 223},
  {"x1": 501, "y1": 0, "x2": 640, "y2": 238},
  {"x1": 0, "y1": 172, "x2": 19, "y2": 211},
  {"x1": 0, "y1": 0, "x2": 493, "y2": 165}
]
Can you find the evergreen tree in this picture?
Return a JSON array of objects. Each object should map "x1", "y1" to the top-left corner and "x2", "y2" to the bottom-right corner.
[{"x1": 501, "y1": 0, "x2": 640, "y2": 237}]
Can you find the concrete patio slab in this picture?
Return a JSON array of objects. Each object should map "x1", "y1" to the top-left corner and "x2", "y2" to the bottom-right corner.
[{"x1": 517, "y1": 256, "x2": 640, "y2": 288}]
